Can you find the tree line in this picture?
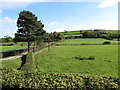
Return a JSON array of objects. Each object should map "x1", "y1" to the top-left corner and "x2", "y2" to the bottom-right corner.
[
  {"x1": 81, "y1": 30, "x2": 119, "y2": 40},
  {"x1": 65, "y1": 30, "x2": 119, "y2": 40}
]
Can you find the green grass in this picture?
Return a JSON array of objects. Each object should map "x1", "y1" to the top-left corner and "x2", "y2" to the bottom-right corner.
[
  {"x1": 1, "y1": 38, "x2": 118, "y2": 77},
  {"x1": 0, "y1": 57, "x2": 22, "y2": 69},
  {"x1": 60, "y1": 31, "x2": 80, "y2": 37},
  {"x1": 1, "y1": 46, "x2": 28, "y2": 52},
  {"x1": 58, "y1": 38, "x2": 118, "y2": 44},
  {"x1": 35, "y1": 45, "x2": 118, "y2": 77},
  {"x1": 1, "y1": 42, "x2": 28, "y2": 45},
  {"x1": 15, "y1": 42, "x2": 28, "y2": 45},
  {"x1": 100, "y1": 30, "x2": 118, "y2": 33},
  {"x1": 63, "y1": 34, "x2": 81, "y2": 37},
  {"x1": 60, "y1": 31, "x2": 80, "y2": 34},
  {"x1": 1, "y1": 42, "x2": 15, "y2": 44},
  {"x1": 60, "y1": 30, "x2": 118, "y2": 37},
  {"x1": 0, "y1": 42, "x2": 35, "y2": 52}
]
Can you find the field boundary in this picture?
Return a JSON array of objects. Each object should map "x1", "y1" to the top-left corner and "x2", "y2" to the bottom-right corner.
[
  {"x1": 0, "y1": 52, "x2": 28, "y2": 61},
  {"x1": 56, "y1": 43, "x2": 119, "y2": 46}
]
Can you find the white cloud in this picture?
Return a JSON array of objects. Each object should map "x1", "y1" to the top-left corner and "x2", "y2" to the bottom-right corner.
[
  {"x1": 98, "y1": 0, "x2": 119, "y2": 8},
  {"x1": 79, "y1": 22, "x2": 118, "y2": 30},
  {"x1": 0, "y1": 17, "x2": 17, "y2": 24},
  {"x1": 0, "y1": 2, "x2": 32, "y2": 9},
  {"x1": 0, "y1": 0, "x2": 104, "y2": 9},
  {"x1": 0, "y1": 0, "x2": 53, "y2": 9},
  {"x1": 49, "y1": 21, "x2": 58, "y2": 25},
  {"x1": 48, "y1": 22, "x2": 118, "y2": 32},
  {"x1": 0, "y1": 17, "x2": 17, "y2": 38}
]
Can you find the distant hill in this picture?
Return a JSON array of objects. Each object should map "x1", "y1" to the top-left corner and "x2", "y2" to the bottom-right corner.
[{"x1": 59, "y1": 30, "x2": 119, "y2": 40}]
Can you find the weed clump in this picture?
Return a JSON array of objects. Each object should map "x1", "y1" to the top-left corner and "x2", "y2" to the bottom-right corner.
[
  {"x1": 87, "y1": 56, "x2": 95, "y2": 60},
  {"x1": 74, "y1": 56, "x2": 95, "y2": 60},
  {"x1": 103, "y1": 41, "x2": 111, "y2": 45}
]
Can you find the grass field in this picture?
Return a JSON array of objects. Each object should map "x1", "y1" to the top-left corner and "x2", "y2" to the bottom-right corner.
[
  {"x1": 58, "y1": 38, "x2": 118, "y2": 44},
  {"x1": 0, "y1": 58, "x2": 22, "y2": 69},
  {"x1": 60, "y1": 30, "x2": 118, "y2": 37},
  {"x1": 1, "y1": 41, "x2": 37, "y2": 53},
  {"x1": 1, "y1": 46, "x2": 28, "y2": 52},
  {"x1": 1, "y1": 38, "x2": 118, "y2": 78},
  {"x1": 34, "y1": 45, "x2": 118, "y2": 77},
  {"x1": 1, "y1": 42, "x2": 31, "y2": 52}
]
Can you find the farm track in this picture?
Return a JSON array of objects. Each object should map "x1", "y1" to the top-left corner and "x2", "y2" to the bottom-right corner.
[
  {"x1": 0, "y1": 52, "x2": 28, "y2": 61},
  {"x1": 0, "y1": 47, "x2": 49, "y2": 61}
]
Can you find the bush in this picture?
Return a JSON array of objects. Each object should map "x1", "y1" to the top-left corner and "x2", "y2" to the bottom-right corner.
[
  {"x1": 2, "y1": 48, "x2": 25, "y2": 58},
  {"x1": 117, "y1": 38, "x2": 120, "y2": 41},
  {"x1": 87, "y1": 56, "x2": 95, "y2": 60},
  {"x1": 80, "y1": 57, "x2": 87, "y2": 60},
  {"x1": 0, "y1": 43, "x2": 14, "y2": 46},
  {"x1": 74, "y1": 56, "x2": 81, "y2": 59},
  {"x1": 20, "y1": 52, "x2": 35, "y2": 71},
  {"x1": 2, "y1": 69, "x2": 119, "y2": 89},
  {"x1": 103, "y1": 41, "x2": 111, "y2": 45},
  {"x1": 74, "y1": 56, "x2": 95, "y2": 60}
]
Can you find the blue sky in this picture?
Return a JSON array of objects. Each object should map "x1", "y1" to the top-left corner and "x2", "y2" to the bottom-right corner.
[{"x1": 0, "y1": 0, "x2": 119, "y2": 38}]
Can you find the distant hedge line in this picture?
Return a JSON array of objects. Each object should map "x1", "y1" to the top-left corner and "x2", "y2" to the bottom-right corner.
[
  {"x1": 2, "y1": 69, "x2": 119, "y2": 89},
  {"x1": 0, "y1": 43, "x2": 14, "y2": 46},
  {"x1": 64, "y1": 30, "x2": 120, "y2": 40},
  {"x1": 0, "y1": 48, "x2": 33, "y2": 58}
]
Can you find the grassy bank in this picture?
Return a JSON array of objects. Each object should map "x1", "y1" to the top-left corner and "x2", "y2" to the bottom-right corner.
[{"x1": 0, "y1": 58, "x2": 22, "y2": 69}]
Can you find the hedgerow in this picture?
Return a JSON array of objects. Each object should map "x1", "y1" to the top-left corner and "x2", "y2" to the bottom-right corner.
[
  {"x1": 20, "y1": 52, "x2": 36, "y2": 71},
  {"x1": 2, "y1": 69, "x2": 119, "y2": 89}
]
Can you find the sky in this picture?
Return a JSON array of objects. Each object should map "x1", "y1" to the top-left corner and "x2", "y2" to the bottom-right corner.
[{"x1": 0, "y1": 0, "x2": 119, "y2": 38}]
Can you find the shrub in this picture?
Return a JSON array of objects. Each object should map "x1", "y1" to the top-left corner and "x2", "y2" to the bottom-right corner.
[
  {"x1": 2, "y1": 48, "x2": 25, "y2": 58},
  {"x1": 2, "y1": 69, "x2": 119, "y2": 89},
  {"x1": 103, "y1": 41, "x2": 111, "y2": 45},
  {"x1": 74, "y1": 56, "x2": 81, "y2": 59},
  {"x1": 74, "y1": 56, "x2": 95, "y2": 60},
  {"x1": 20, "y1": 52, "x2": 35, "y2": 71},
  {"x1": 117, "y1": 38, "x2": 120, "y2": 41},
  {"x1": 87, "y1": 56, "x2": 95, "y2": 60},
  {"x1": 0, "y1": 43, "x2": 14, "y2": 46},
  {"x1": 80, "y1": 57, "x2": 87, "y2": 60}
]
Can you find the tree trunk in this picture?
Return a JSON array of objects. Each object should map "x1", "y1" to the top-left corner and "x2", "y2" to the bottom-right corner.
[
  {"x1": 33, "y1": 40, "x2": 36, "y2": 52},
  {"x1": 28, "y1": 41, "x2": 30, "y2": 52}
]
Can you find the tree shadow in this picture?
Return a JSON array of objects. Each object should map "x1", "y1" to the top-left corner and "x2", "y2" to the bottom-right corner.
[{"x1": 17, "y1": 55, "x2": 26, "y2": 70}]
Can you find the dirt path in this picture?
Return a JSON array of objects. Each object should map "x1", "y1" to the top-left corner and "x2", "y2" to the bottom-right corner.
[
  {"x1": 0, "y1": 52, "x2": 28, "y2": 61},
  {"x1": 0, "y1": 48, "x2": 47, "y2": 61},
  {"x1": 1, "y1": 45, "x2": 54, "y2": 61}
]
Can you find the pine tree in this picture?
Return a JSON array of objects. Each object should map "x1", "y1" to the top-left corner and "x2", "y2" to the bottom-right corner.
[{"x1": 15, "y1": 10, "x2": 45, "y2": 52}]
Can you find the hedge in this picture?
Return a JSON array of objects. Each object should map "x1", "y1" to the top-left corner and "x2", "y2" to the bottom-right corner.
[
  {"x1": 0, "y1": 48, "x2": 25, "y2": 58},
  {"x1": 103, "y1": 41, "x2": 111, "y2": 45},
  {"x1": 0, "y1": 43, "x2": 14, "y2": 46},
  {"x1": 1, "y1": 69, "x2": 119, "y2": 89},
  {"x1": 0, "y1": 48, "x2": 34, "y2": 58},
  {"x1": 20, "y1": 52, "x2": 36, "y2": 71}
]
